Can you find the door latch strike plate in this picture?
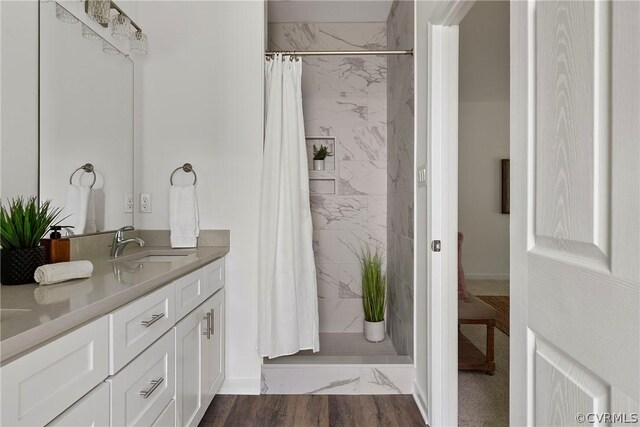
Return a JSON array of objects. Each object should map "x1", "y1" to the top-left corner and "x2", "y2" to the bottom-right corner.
[{"x1": 431, "y1": 240, "x2": 441, "y2": 252}]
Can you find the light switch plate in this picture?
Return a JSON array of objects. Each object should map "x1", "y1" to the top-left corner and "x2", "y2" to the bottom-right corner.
[{"x1": 140, "y1": 193, "x2": 152, "y2": 213}]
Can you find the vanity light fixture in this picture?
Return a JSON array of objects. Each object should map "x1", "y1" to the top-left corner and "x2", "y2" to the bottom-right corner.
[
  {"x1": 130, "y1": 31, "x2": 148, "y2": 55},
  {"x1": 111, "y1": 13, "x2": 131, "y2": 40},
  {"x1": 86, "y1": 0, "x2": 110, "y2": 25},
  {"x1": 55, "y1": 3, "x2": 79, "y2": 24},
  {"x1": 85, "y1": 0, "x2": 148, "y2": 55}
]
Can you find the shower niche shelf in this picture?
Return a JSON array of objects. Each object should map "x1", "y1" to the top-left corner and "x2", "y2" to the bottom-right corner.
[
  {"x1": 306, "y1": 136, "x2": 336, "y2": 172},
  {"x1": 309, "y1": 178, "x2": 335, "y2": 195}
]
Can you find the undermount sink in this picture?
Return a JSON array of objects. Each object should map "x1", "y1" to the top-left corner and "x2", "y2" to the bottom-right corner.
[
  {"x1": 0, "y1": 308, "x2": 31, "y2": 322},
  {"x1": 135, "y1": 255, "x2": 192, "y2": 263}
]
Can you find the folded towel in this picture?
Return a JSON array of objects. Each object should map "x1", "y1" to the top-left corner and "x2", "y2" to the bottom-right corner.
[
  {"x1": 66, "y1": 185, "x2": 95, "y2": 234},
  {"x1": 170, "y1": 185, "x2": 200, "y2": 248},
  {"x1": 34, "y1": 260, "x2": 94, "y2": 285}
]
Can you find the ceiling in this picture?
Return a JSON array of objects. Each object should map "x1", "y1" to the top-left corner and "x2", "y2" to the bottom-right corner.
[{"x1": 267, "y1": 0, "x2": 393, "y2": 23}]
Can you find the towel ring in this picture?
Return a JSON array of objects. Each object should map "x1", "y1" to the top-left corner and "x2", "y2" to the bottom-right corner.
[
  {"x1": 69, "y1": 163, "x2": 96, "y2": 188},
  {"x1": 170, "y1": 163, "x2": 197, "y2": 185}
]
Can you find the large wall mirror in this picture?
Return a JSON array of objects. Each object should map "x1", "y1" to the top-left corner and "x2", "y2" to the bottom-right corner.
[{"x1": 39, "y1": 1, "x2": 134, "y2": 235}]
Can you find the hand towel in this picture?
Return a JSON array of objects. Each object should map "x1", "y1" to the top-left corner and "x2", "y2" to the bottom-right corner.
[
  {"x1": 85, "y1": 191, "x2": 97, "y2": 233},
  {"x1": 170, "y1": 185, "x2": 200, "y2": 248},
  {"x1": 34, "y1": 260, "x2": 94, "y2": 285},
  {"x1": 66, "y1": 184, "x2": 94, "y2": 234}
]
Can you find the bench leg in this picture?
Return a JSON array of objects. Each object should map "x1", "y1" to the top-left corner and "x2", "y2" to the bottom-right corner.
[{"x1": 486, "y1": 324, "x2": 496, "y2": 375}]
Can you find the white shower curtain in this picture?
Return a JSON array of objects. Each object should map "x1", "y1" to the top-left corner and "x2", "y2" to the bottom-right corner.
[{"x1": 258, "y1": 54, "x2": 320, "y2": 358}]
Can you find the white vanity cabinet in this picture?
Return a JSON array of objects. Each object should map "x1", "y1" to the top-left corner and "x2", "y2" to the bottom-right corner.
[{"x1": 0, "y1": 255, "x2": 226, "y2": 427}]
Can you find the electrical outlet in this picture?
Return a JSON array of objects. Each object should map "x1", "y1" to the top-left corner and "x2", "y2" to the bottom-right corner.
[
  {"x1": 124, "y1": 193, "x2": 134, "y2": 213},
  {"x1": 140, "y1": 193, "x2": 152, "y2": 213}
]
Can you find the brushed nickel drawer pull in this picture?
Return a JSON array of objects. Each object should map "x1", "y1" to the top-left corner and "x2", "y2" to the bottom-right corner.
[
  {"x1": 140, "y1": 313, "x2": 165, "y2": 327},
  {"x1": 139, "y1": 377, "x2": 164, "y2": 399},
  {"x1": 203, "y1": 312, "x2": 211, "y2": 339}
]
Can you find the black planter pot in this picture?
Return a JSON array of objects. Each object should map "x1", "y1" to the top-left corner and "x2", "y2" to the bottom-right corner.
[{"x1": 1, "y1": 246, "x2": 47, "y2": 285}]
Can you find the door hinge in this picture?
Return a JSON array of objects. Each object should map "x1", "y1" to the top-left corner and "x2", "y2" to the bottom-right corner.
[{"x1": 431, "y1": 240, "x2": 441, "y2": 252}]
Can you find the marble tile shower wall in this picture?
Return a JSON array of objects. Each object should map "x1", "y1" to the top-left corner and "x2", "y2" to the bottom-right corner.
[
  {"x1": 387, "y1": 0, "x2": 415, "y2": 357},
  {"x1": 268, "y1": 23, "x2": 388, "y2": 333}
]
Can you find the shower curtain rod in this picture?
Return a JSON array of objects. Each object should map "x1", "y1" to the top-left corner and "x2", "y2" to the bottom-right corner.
[{"x1": 265, "y1": 49, "x2": 413, "y2": 57}]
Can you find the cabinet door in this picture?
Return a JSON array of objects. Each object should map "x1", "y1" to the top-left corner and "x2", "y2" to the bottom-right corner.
[
  {"x1": 202, "y1": 289, "x2": 225, "y2": 403},
  {"x1": 47, "y1": 383, "x2": 110, "y2": 427},
  {"x1": 1, "y1": 317, "x2": 109, "y2": 427},
  {"x1": 175, "y1": 306, "x2": 205, "y2": 427}
]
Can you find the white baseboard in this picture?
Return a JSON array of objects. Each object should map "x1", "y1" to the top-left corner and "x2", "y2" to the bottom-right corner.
[
  {"x1": 413, "y1": 381, "x2": 429, "y2": 425},
  {"x1": 465, "y1": 274, "x2": 509, "y2": 281},
  {"x1": 218, "y1": 378, "x2": 261, "y2": 395}
]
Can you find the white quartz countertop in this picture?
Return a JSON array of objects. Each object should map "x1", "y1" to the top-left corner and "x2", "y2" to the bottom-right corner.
[{"x1": 0, "y1": 246, "x2": 229, "y2": 363}]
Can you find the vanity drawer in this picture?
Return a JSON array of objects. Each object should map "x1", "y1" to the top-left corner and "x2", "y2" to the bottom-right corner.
[
  {"x1": 109, "y1": 284, "x2": 175, "y2": 374},
  {"x1": 0, "y1": 317, "x2": 109, "y2": 427},
  {"x1": 108, "y1": 329, "x2": 176, "y2": 427},
  {"x1": 174, "y1": 268, "x2": 206, "y2": 320},
  {"x1": 204, "y1": 258, "x2": 225, "y2": 298},
  {"x1": 47, "y1": 382, "x2": 110, "y2": 427},
  {"x1": 151, "y1": 400, "x2": 176, "y2": 427}
]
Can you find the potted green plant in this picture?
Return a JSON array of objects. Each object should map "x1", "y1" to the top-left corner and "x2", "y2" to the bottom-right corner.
[
  {"x1": 312, "y1": 144, "x2": 333, "y2": 171},
  {"x1": 1, "y1": 197, "x2": 64, "y2": 285},
  {"x1": 359, "y1": 245, "x2": 386, "y2": 342}
]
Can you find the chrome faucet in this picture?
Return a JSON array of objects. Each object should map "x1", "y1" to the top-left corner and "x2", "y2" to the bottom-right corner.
[{"x1": 110, "y1": 226, "x2": 145, "y2": 258}]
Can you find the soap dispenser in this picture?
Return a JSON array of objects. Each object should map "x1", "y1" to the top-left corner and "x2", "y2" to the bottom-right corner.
[{"x1": 40, "y1": 226, "x2": 72, "y2": 264}]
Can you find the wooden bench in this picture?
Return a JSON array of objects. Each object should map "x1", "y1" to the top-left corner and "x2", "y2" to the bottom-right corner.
[{"x1": 458, "y1": 294, "x2": 496, "y2": 375}]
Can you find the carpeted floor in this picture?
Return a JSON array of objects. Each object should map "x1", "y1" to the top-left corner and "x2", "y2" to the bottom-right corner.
[
  {"x1": 476, "y1": 295, "x2": 510, "y2": 335},
  {"x1": 459, "y1": 280, "x2": 510, "y2": 426},
  {"x1": 458, "y1": 325, "x2": 509, "y2": 427}
]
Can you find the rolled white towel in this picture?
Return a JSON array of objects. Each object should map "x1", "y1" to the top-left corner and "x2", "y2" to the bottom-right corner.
[{"x1": 34, "y1": 261, "x2": 94, "y2": 285}]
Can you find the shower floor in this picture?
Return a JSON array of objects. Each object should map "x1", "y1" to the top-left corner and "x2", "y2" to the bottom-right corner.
[{"x1": 264, "y1": 333, "x2": 412, "y2": 365}]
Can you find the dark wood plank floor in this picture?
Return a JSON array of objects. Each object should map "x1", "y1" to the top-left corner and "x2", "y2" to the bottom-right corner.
[{"x1": 199, "y1": 395, "x2": 427, "y2": 427}]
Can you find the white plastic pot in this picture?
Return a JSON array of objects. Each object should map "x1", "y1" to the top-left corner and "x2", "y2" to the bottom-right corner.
[
  {"x1": 364, "y1": 320, "x2": 385, "y2": 342},
  {"x1": 313, "y1": 159, "x2": 325, "y2": 171}
]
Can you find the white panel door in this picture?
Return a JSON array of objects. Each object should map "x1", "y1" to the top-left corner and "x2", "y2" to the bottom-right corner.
[{"x1": 511, "y1": 1, "x2": 639, "y2": 425}]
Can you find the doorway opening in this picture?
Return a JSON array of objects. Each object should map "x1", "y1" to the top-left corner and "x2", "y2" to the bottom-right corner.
[{"x1": 456, "y1": 2, "x2": 510, "y2": 426}]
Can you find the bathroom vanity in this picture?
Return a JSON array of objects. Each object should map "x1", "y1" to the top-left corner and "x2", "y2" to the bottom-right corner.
[{"x1": 0, "y1": 247, "x2": 228, "y2": 427}]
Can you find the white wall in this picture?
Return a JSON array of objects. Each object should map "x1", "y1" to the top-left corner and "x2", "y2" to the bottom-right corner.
[
  {"x1": 458, "y1": 1, "x2": 510, "y2": 279},
  {"x1": 136, "y1": 1, "x2": 264, "y2": 392},
  {"x1": 1, "y1": 1, "x2": 39, "y2": 201}
]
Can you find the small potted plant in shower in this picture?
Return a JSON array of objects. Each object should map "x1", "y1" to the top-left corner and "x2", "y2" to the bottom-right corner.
[
  {"x1": 359, "y1": 245, "x2": 386, "y2": 342},
  {"x1": 0, "y1": 197, "x2": 64, "y2": 285},
  {"x1": 312, "y1": 144, "x2": 333, "y2": 171}
]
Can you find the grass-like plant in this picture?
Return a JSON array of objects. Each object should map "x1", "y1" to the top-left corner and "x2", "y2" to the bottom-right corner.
[
  {"x1": 0, "y1": 197, "x2": 64, "y2": 249},
  {"x1": 313, "y1": 144, "x2": 334, "y2": 160},
  {"x1": 359, "y1": 245, "x2": 386, "y2": 322}
]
